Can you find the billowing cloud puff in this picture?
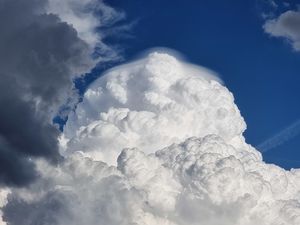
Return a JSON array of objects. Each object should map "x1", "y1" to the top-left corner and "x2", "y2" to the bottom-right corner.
[
  {"x1": 3, "y1": 136, "x2": 300, "y2": 225},
  {"x1": 62, "y1": 52, "x2": 246, "y2": 164},
  {"x1": 2, "y1": 52, "x2": 300, "y2": 225}
]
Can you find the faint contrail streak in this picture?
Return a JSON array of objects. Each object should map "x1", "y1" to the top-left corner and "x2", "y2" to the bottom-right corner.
[{"x1": 256, "y1": 119, "x2": 300, "y2": 153}]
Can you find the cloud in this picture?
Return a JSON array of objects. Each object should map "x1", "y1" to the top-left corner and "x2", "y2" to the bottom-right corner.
[
  {"x1": 267, "y1": 0, "x2": 278, "y2": 9},
  {"x1": 2, "y1": 136, "x2": 300, "y2": 224},
  {"x1": 263, "y1": 10, "x2": 300, "y2": 51},
  {"x1": 0, "y1": 0, "x2": 123, "y2": 187},
  {"x1": 257, "y1": 119, "x2": 300, "y2": 152},
  {"x1": 1, "y1": 51, "x2": 299, "y2": 224},
  {"x1": 46, "y1": 0, "x2": 125, "y2": 61},
  {"x1": 61, "y1": 51, "x2": 243, "y2": 164},
  {"x1": 0, "y1": 189, "x2": 9, "y2": 225}
]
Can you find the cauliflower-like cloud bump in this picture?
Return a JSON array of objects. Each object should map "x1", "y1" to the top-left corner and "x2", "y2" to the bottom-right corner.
[
  {"x1": 62, "y1": 52, "x2": 246, "y2": 164},
  {"x1": 3, "y1": 135, "x2": 300, "y2": 225},
  {"x1": 2, "y1": 50, "x2": 299, "y2": 225}
]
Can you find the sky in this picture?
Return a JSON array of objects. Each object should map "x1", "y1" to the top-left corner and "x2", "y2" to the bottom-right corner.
[
  {"x1": 94, "y1": 0, "x2": 300, "y2": 169},
  {"x1": 1, "y1": 0, "x2": 300, "y2": 224}
]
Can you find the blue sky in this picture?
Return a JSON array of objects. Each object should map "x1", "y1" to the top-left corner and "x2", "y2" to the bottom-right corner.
[{"x1": 78, "y1": 0, "x2": 300, "y2": 169}]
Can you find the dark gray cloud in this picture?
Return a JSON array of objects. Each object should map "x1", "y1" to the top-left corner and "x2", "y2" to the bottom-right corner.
[
  {"x1": 264, "y1": 10, "x2": 300, "y2": 51},
  {"x1": 0, "y1": 0, "x2": 94, "y2": 187},
  {"x1": 3, "y1": 190, "x2": 71, "y2": 225}
]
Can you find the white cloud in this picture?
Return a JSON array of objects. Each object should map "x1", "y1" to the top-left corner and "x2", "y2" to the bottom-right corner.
[
  {"x1": 3, "y1": 136, "x2": 300, "y2": 225},
  {"x1": 0, "y1": 189, "x2": 9, "y2": 225},
  {"x1": 61, "y1": 51, "x2": 245, "y2": 164},
  {"x1": 264, "y1": 10, "x2": 300, "y2": 51},
  {"x1": 2, "y1": 51, "x2": 300, "y2": 225}
]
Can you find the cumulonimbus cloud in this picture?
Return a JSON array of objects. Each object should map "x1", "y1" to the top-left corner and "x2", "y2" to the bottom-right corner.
[
  {"x1": 61, "y1": 51, "x2": 243, "y2": 164},
  {"x1": 1, "y1": 51, "x2": 300, "y2": 225}
]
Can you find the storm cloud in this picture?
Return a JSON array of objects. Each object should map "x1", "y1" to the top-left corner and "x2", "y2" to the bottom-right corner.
[{"x1": 0, "y1": 0, "x2": 120, "y2": 187}]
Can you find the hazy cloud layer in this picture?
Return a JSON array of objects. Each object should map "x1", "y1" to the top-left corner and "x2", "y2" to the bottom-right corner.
[
  {"x1": 264, "y1": 10, "x2": 300, "y2": 51},
  {"x1": 0, "y1": 0, "x2": 121, "y2": 187},
  {"x1": 1, "y1": 52, "x2": 299, "y2": 224}
]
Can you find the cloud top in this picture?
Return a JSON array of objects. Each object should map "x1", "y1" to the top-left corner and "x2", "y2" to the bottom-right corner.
[{"x1": 62, "y1": 52, "x2": 245, "y2": 164}]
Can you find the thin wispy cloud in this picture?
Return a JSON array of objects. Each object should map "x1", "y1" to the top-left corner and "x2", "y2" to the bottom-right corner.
[{"x1": 257, "y1": 119, "x2": 300, "y2": 152}]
